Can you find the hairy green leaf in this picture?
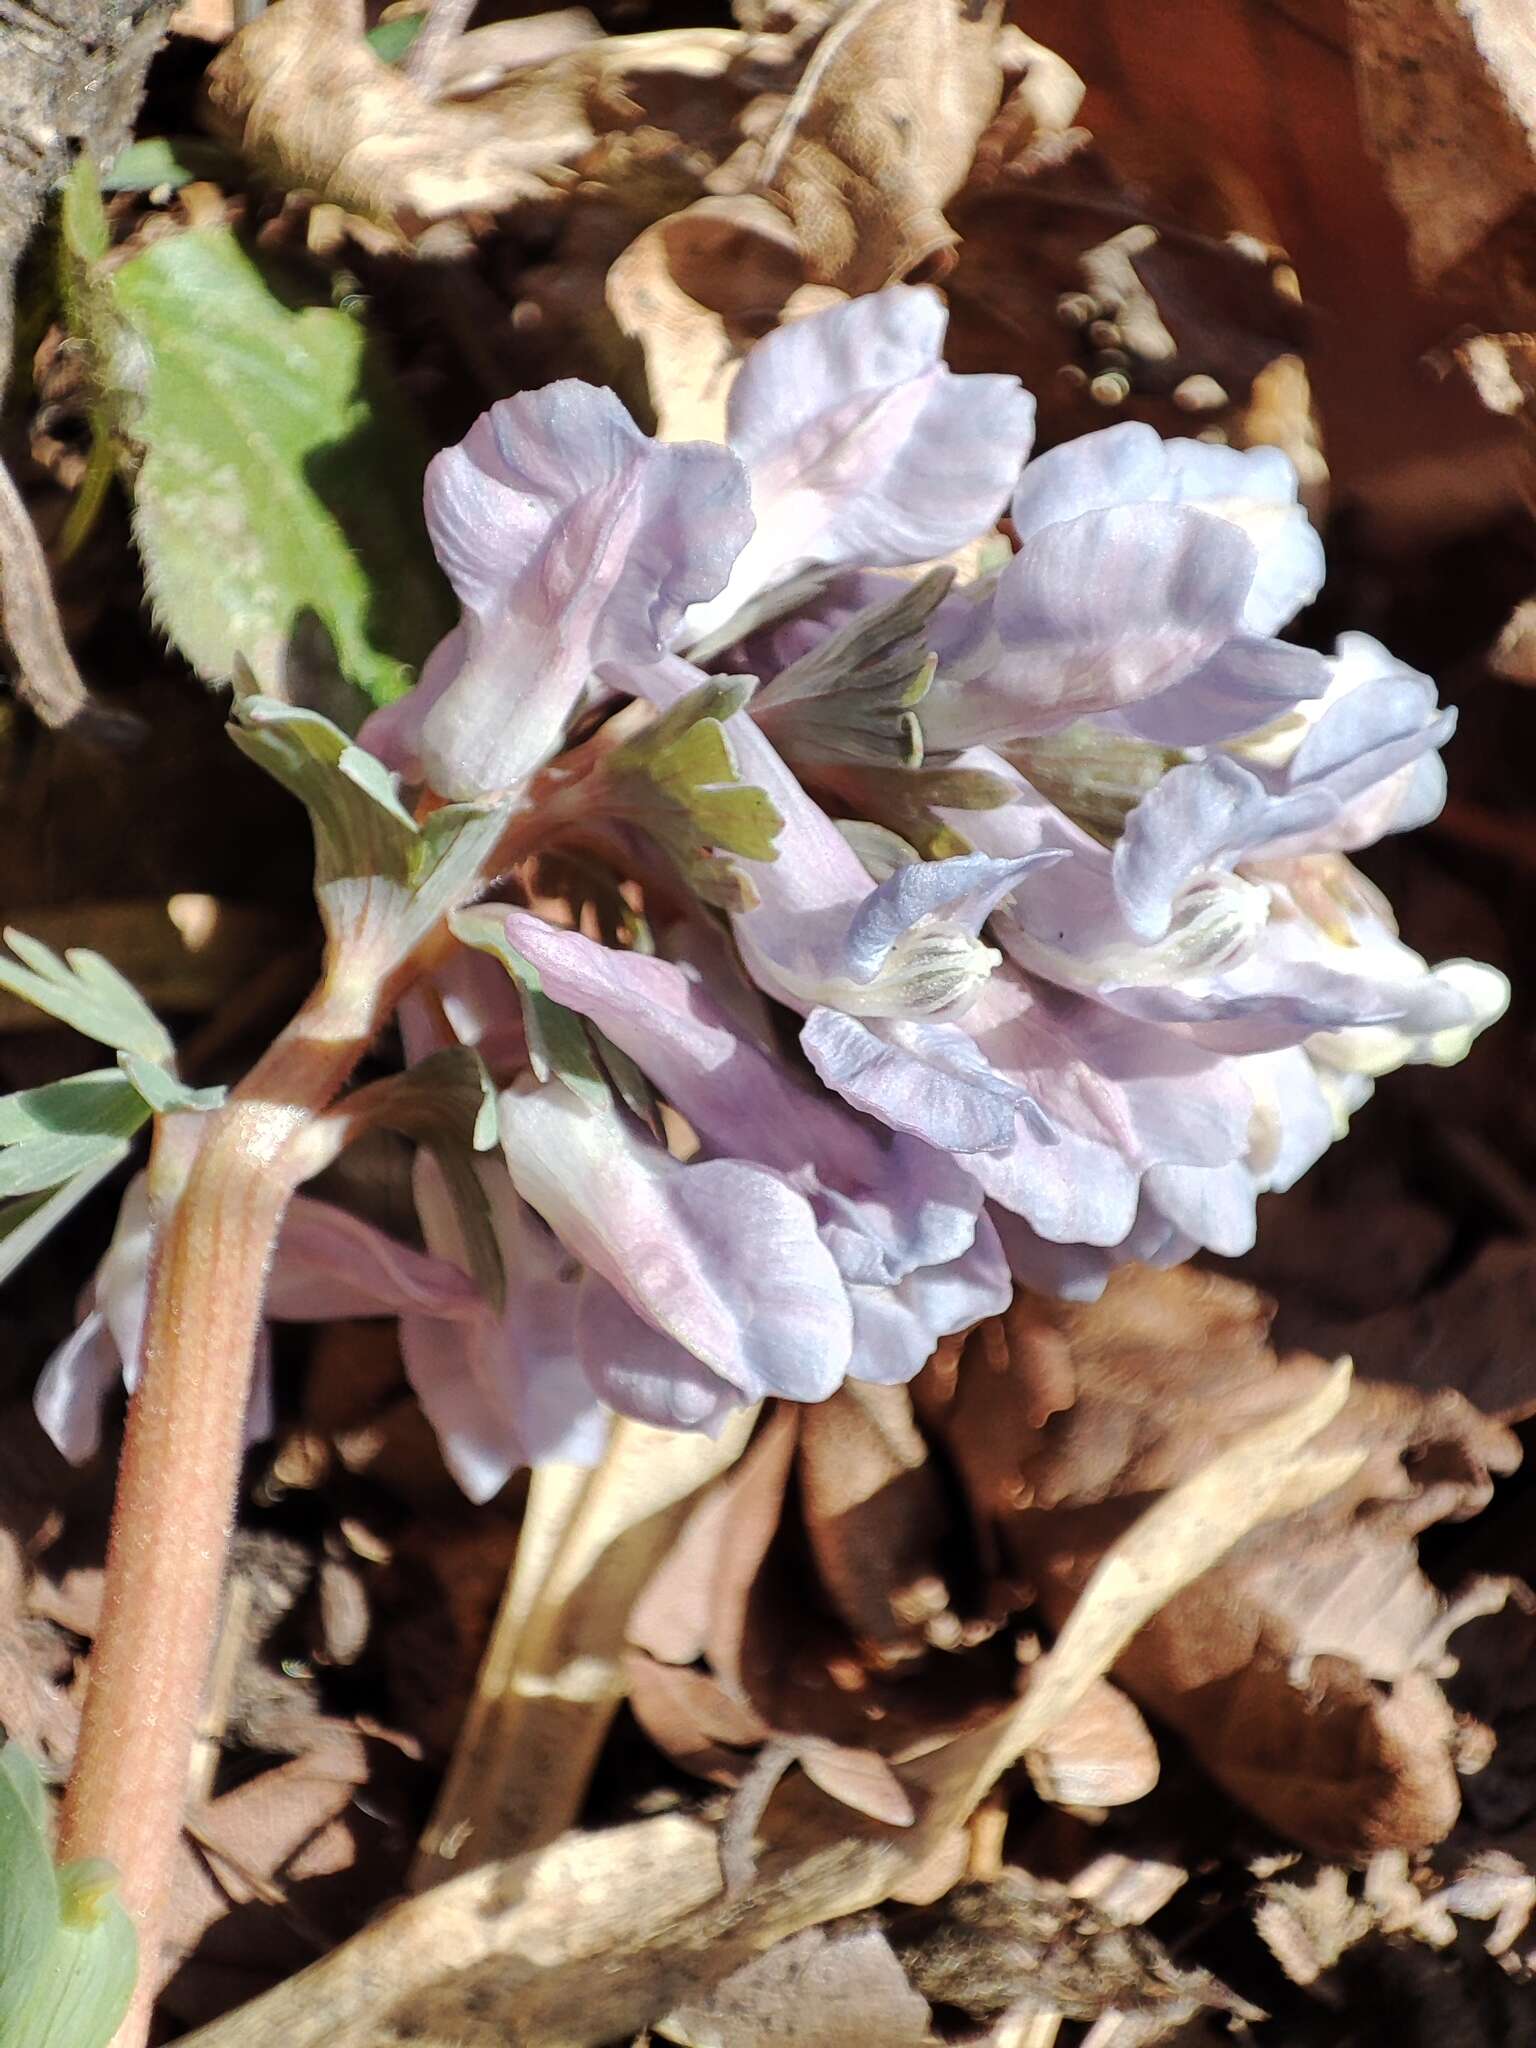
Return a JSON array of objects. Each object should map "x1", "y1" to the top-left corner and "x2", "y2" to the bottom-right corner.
[
  {"x1": 0, "y1": 1746, "x2": 137, "y2": 2048},
  {"x1": 61, "y1": 173, "x2": 452, "y2": 713},
  {"x1": 101, "y1": 137, "x2": 240, "y2": 193}
]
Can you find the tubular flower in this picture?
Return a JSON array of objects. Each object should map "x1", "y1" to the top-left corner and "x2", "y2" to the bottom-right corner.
[{"x1": 40, "y1": 284, "x2": 1508, "y2": 1481}]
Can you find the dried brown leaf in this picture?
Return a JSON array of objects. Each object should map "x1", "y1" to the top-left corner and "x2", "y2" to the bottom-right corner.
[
  {"x1": 202, "y1": 0, "x2": 560, "y2": 225},
  {"x1": 922, "y1": 1268, "x2": 1523, "y2": 1860},
  {"x1": 657, "y1": 1919, "x2": 934, "y2": 2048},
  {"x1": 1351, "y1": 0, "x2": 1536, "y2": 297},
  {"x1": 607, "y1": 195, "x2": 832, "y2": 442},
  {"x1": 729, "y1": 0, "x2": 1013, "y2": 290}
]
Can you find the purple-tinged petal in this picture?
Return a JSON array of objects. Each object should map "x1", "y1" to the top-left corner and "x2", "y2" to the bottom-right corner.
[
  {"x1": 1114, "y1": 636, "x2": 1332, "y2": 747},
  {"x1": 578, "y1": 1279, "x2": 747, "y2": 1433},
  {"x1": 1112, "y1": 755, "x2": 1337, "y2": 941},
  {"x1": 922, "y1": 506, "x2": 1263, "y2": 750},
  {"x1": 842, "y1": 851, "x2": 1052, "y2": 985},
  {"x1": 801, "y1": 1007, "x2": 1048, "y2": 1155},
  {"x1": 1009, "y1": 422, "x2": 1323, "y2": 636},
  {"x1": 1239, "y1": 633, "x2": 1456, "y2": 857},
  {"x1": 689, "y1": 286, "x2": 1033, "y2": 641},
  {"x1": 34, "y1": 1311, "x2": 121, "y2": 1464},
  {"x1": 402, "y1": 1157, "x2": 604, "y2": 1500},
  {"x1": 367, "y1": 382, "x2": 752, "y2": 799},
  {"x1": 498, "y1": 1080, "x2": 852, "y2": 1401},
  {"x1": 267, "y1": 1193, "x2": 482, "y2": 1322},
  {"x1": 847, "y1": 1212, "x2": 1012, "y2": 1385},
  {"x1": 500, "y1": 912, "x2": 982, "y2": 1284},
  {"x1": 989, "y1": 1201, "x2": 1191, "y2": 1304}
]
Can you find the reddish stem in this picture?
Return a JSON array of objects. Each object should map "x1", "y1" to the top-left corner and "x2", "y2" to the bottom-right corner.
[{"x1": 57, "y1": 980, "x2": 380, "y2": 2048}]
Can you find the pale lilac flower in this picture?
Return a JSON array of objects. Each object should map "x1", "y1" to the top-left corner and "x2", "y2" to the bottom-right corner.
[
  {"x1": 39, "y1": 283, "x2": 1505, "y2": 1484},
  {"x1": 684, "y1": 286, "x2": 1036, "y2": 647},
  {"x1": 920, "y1": 422, "x2": 1330, "y2": 754},
  {"x1": 362, "y1": 384, "x2": 752, "y2": 800}
]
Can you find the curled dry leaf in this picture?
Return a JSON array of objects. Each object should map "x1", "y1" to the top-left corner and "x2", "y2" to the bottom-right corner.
[
  {"x1": 916, "y1": 1268, "x2": 1524, "y2": 1860},
  {"x1": 608, "y1": 195, "x2": 839, "y2": 442},
  {"x1": 202, "y1": 0, "x2": 559, "y2": 225},
  {"x1": 721, "y1": 0, "x2": 1014, "y2": 291}
]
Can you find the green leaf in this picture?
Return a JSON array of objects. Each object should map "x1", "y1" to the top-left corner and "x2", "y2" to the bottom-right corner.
[
  {"x1": 366, "y1": 11, "x2": 427, "y2": 61},
  {"x1": 839, "y1": 763, "x2": 1016, "y2": 861},
  {"x1": 604, "y1": 679, "x2": 784, "y2": 911},
  {"x1": 0, "y1": 1156, "x2": 130, "y2": 1290},
  {"x1": 751, "y1": 566, "x2": 950, "y2": 771},
  {"x1": 0, "y1": 930, "x2": 175, "y2": 1064},
  {"x1": 115, "y1": 1053, "x2": 226, "y2": 1117},
  {"x1": 0, "y1": 1072, "x2": 148, "y2": 1198},
  {"x1": 101, "y1": 137, "x2": 239, "y2": 193},
  {"x1": 0, "y1": 1746, "x2": 137, "y2": 2048},
  {"x1": 62, "y1": 184, "x2": 453, "y2": 712}
]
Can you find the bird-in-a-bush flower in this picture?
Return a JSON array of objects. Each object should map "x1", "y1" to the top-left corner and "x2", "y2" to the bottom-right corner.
[{"x1": 40, "y1": 284, "x2": 1509, "y2": 1487}]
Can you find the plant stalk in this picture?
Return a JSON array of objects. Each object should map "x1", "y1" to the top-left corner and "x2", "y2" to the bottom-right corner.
[{"x1": 57, "y1": 978, "x2": 381, "y2": 2048}]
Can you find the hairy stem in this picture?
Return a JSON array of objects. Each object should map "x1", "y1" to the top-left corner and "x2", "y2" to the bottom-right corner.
[{"x1": 58, "y1": 975, "x2": 382, "y2": 2048}]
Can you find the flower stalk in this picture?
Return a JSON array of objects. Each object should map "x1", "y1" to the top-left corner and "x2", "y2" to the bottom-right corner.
[{"x1": 57, "y1": 977, "x2": 383, "y2": 2048}]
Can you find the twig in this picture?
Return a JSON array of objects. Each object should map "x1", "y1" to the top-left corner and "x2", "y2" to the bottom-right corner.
[{"x1": 0, "y1": 450, "x2": 94, "y2": 728}]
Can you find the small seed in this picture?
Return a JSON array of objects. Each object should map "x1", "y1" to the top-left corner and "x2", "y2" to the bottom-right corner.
[{"x1": 1090, "y1": 370, "x2": 1131, "y2": 405}]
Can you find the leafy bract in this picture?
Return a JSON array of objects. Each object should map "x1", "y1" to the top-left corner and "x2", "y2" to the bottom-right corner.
[
  {"x1": 0, "y1": 1746, "x2": 137, "y2": 2048},
  {"x1": 604, "y1": 679, "x2": 784, "y2": 911},
  {"x1": 61, "y1": 169, "x2": 452, "y2": 715},
  {"x1": 229, "y1": 697, "x2": 504, "y2": 963}
]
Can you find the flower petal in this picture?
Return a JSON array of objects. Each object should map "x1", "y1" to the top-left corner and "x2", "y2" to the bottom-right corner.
[
  {"x1": 267, "y1": 1194, "x2": 482, "y2": 1322},
  {"x1": 688, "y1": 285, "x2": 1033, "y2": 641},
  {"x1": 923, "y1": 505, "x2": 1263, "y2": 750},
  {"x1": 578, "y1": 1279, "x2": 748, "y2": 1432},
  {"x1": 801, "y1": 1006, "x2": 1048, "y2": 1154},
  {"x1": 401, "y1": 1157, "x2": 604, "y2": 1500},
  {"x1": 501, "y1": 912, "x2": 982, "y2": 1284},
  {"x1": 847, "y1": 1211, "x2": 1012, "y2": 1385},
  {"x1": 1009, "y1": 421, "x2": 1323, "y2": 635},
  {"x1": 498, "y1": 1080, "x2": 852, "y2": 1401},
  {"x1": 370, "y1": 382, "x2": 752, "y2": 798}
]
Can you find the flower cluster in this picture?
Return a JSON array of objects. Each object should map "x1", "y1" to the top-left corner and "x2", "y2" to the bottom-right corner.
[{"x1": 41, "y1": 286, "x2": 1508, "y2": 1498}]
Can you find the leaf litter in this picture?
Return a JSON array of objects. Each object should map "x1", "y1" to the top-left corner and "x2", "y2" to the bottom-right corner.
[{"x1": 5, "y1": 0, "x2": 1536, "y2": 2044}]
